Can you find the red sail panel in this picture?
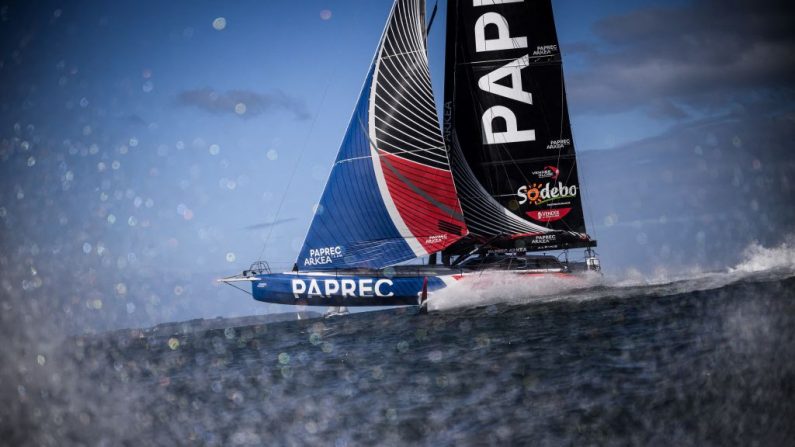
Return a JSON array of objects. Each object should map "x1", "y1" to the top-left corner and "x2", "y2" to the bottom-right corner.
[{"x1": 379, "y1": 150, "x2": 467, "y2": 253}]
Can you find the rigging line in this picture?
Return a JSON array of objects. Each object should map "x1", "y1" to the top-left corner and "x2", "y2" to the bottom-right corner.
[
  {"x1": 426, "y1": 0, "x2": 438, "y2": 35},
  {"x1": 257, "y1": 75, "x2": 334, "y2": 263},
  {"x1": 221, "y1": 281, "x2": 253, "y2": 297},
  {"x1": 555, "y1": 67, "x2": 564, "y2": 178}
]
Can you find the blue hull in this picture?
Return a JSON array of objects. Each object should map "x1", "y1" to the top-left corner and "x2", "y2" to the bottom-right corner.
[{"x1": 251, "y1": 273, "x2": 448, "y2": 307}]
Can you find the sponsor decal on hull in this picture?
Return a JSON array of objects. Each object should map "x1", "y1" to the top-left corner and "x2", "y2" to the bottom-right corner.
[{"x1": 291, "y1": 278, "x2": 394, "y2": 299}]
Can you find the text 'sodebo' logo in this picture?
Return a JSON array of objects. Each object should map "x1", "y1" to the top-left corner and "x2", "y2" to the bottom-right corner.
[
  {"x1": 516, "y1": 180, "x2": 577, "y2": 223},
  {"x1": 517, "y1": 182, "x2": 577, "y2": 206}
]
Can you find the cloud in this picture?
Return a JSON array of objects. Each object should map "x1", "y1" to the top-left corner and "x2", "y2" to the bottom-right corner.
[
  {"x1": 176, "y1": 88, "x2": 310, "y2": 120},
  {"x1": 566, "y1": 0, "x2": 795, "y2": 119},
  {"x1": 578, "y1": 109, "x2": 795, "y2": 271}
]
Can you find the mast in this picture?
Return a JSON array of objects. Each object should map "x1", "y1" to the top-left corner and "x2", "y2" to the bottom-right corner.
[{"x1": 443, "y1": 0, "x2": 595, "y2": 252}]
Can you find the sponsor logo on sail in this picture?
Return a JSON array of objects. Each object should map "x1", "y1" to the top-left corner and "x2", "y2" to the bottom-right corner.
[
  {"x1": 532, "y1": 44, "x2": 558, "y2": 56},
  {"x1": 526, "y1": 208, "x2": 572, "y2": 223},
  {"x1": 546, "y1": 139, "x2": 571, "y2": 150},
  {"x1": 531, "y1": 166, "x2": 559, "y2": 181},
  {"x1": 304, "y1": 246, "x2": 343, "y2": 267},
  {"x1": 517, "y1": 182, "x2": 577, "y2": 206},
  {"x1": 530, "y1": 234, "x2": 557, "y2": 244},
  {"x1": 516, "y1": 173, "x2": 577, "y2": 223},
  {"x1": 425, "y1": 234, "x2": 448, "y2": 245}
]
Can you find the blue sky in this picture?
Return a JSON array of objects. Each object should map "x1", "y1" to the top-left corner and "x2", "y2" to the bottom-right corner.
[{"x1": 1, "y1": 0, "x2": 793, "y2": 331}]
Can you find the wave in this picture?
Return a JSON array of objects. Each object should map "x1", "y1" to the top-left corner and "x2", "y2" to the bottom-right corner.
[
  {"x1": 730, "y1": 239, "x2": 795, "y2": 274},
  {"x1": 429, "y1": 239, "x2": 795, "y2": 311}
]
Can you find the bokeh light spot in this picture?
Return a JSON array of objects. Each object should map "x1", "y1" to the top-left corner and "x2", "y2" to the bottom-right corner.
[{"x1": 212, "y1": 17, "x2": 227, "y2": 31}]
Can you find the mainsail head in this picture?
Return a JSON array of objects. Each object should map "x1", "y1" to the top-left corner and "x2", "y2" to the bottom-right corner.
[
  {"x1": 296, "y1": 0, "x2": 468, "y2": 270},
  {"x1": 443, "y1": 0, "x2": 595, "y2": 251}
]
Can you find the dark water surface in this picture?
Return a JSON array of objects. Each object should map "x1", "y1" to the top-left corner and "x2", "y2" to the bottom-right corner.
[{"x1": 6, "y1": 275, "x2": 795, "y2": 446}]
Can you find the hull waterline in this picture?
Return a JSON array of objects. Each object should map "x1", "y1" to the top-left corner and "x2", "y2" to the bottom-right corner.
[{"x1": 247, "y1": 269, "x2": 580, "y2": 307}]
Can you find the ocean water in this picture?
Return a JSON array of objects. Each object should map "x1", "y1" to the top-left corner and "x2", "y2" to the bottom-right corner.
[{"x1": 4, "y1": 245, "x2": 795, "y2": 446}]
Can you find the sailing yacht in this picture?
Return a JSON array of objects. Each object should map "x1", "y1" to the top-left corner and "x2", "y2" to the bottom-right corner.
[{"x1": 222, "y1": 0, "x2": 600, "y2": 309}]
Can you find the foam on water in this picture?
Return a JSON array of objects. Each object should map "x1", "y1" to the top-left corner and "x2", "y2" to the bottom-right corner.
[
  {"x1": 730, "y1": 239, "x2": 795, "y2": 274},
  {"x1": 429, "y1": 238, "x2": 795, "y2": 312}
]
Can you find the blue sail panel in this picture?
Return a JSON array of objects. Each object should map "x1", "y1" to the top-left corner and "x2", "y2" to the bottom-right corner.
[{"x1": 296, "y1": 71, "x2": 416, "y2": 270}]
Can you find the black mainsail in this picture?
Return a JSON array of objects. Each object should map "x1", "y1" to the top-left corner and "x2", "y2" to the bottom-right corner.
[{"x1": 443, "y1": 0, "x2": 595, "y2": 252}]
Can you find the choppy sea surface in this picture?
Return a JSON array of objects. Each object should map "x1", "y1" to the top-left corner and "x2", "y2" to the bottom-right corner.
[{"x1": 4, "y1": 245, "x2": 795, "y2": 446}]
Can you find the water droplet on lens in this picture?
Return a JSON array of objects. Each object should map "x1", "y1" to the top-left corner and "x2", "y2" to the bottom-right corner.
[{"x1": 212, "y1": 17, "x2": 226, "y2": 30}]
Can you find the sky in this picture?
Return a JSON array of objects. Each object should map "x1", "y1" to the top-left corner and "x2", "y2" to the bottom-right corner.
[{"x1": 0, "y1": 0, "x2": 793, "y2": 332}]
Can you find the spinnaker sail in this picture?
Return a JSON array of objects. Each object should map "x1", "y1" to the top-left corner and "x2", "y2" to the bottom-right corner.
[{"x1": 296, "y1": 0, "x2": 468, "y2": 270}]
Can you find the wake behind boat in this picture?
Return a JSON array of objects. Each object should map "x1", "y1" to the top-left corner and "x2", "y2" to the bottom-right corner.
[{"x1": 223, "y1": 0, "x2": 600, "y2": 308}]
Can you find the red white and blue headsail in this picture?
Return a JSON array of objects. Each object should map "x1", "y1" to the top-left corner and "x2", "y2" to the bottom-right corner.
[{"x1": 296, "y1": 0, "x2": 467, "y2": 270}]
